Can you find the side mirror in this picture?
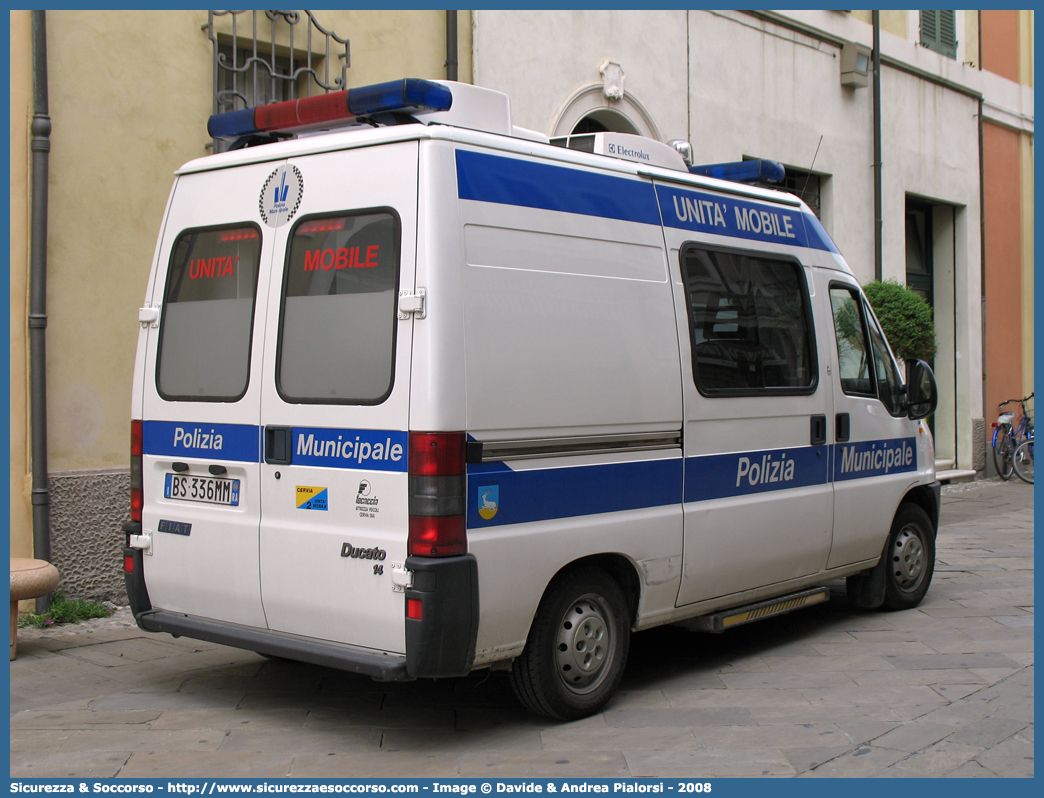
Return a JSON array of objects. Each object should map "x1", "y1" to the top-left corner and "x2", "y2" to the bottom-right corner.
[{"x1": 905, "y1": 359, "x2": 938, "y2": 420}]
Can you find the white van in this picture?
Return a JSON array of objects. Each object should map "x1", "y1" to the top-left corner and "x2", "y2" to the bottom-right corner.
[{"x1": 125, "y1": 79, "x2": 940, "y2": 720}]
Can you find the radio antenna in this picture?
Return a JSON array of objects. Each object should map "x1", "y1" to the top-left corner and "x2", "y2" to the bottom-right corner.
[{"x1": 800, "y1": 135, "x2": 824, "y2": 201}]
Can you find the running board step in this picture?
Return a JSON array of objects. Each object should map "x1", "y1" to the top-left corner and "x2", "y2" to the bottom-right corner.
[{"x1": 687, "y1": 587, "x2": 830, "y2": 633}]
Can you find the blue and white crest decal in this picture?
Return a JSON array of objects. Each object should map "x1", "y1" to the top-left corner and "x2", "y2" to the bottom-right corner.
[{"x1": 477, "y1": 483, "x2": 499, "y2": 520}]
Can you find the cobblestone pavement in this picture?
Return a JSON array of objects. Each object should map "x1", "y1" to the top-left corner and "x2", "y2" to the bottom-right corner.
[{"x1": 10, "y1": 479, "x2": 1033, "y2": 778}]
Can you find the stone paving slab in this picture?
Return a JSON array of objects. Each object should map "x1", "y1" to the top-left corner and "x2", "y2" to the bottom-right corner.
[
  {"x1": 9, "y1": 478, "x2": 1033, "y2": 778},
  {"x1": 120, "y1": 751, "x2": 295, "y2": 779}
]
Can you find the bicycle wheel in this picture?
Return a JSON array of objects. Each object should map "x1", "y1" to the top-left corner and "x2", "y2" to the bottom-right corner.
[
  {"x1": 1012, "y1": 439, "x2": 1034, "y2": 484},
  {"x1": 993, "y1": 428, "x2": 1014, "y2": 480}
]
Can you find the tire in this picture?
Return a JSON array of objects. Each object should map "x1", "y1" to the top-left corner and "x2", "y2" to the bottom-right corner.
[
  {"x1": 993, "y1": 429, "x2": 1014, "y2": 480},
  {"x1": 881, "y1": 504, "x2": 936, "y2": 611},
  {"x1": 510, "y1": 567, "x2": 630, "y2": 721},
  {"x1": 1012, "y1": 439, "x2": 1034, "y2": 484}
]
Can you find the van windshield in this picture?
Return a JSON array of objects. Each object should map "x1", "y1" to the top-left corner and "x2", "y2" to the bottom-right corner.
[
  {"x1": 277, "y1": 211, "x2": 400, "y2": 404},
  {"x1": 157, "y1": 224, "x2": 262, "y2": 401}
]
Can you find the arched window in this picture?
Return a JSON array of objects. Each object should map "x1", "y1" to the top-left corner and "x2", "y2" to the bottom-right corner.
[{"x1": 550, "y1": 83, "x2": 662, "y2": 141}]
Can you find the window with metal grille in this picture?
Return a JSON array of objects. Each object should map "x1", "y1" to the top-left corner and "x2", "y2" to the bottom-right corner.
[
  {"x1": 216, "y1": 44, "x2": 294, "y2": 114},
  {"x1": 920, "y1": 10, "x2": 958, "y2": 59}
]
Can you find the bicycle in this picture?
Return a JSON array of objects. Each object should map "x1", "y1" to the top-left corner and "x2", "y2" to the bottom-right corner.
[
  {"x1": 991, "y1": 393, "x2": 1033, "y2": 480},
  {"x1": 1012, "y1": 434, "x2": 1033, "y2": 484}
]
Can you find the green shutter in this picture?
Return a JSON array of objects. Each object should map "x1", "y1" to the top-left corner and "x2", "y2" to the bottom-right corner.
[{"x1": 920, "y1": 10, "x2": 958, "y2": 59}]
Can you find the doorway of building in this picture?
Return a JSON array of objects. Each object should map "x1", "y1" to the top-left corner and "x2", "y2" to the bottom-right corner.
[{"x1": 905, "y1": 196, "x2": 957, "y2": 471}]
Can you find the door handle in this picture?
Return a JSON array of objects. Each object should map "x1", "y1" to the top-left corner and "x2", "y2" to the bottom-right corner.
[
  {"x1": 265, "y1": 426, "x2": 293, "y2": 465},
  {"x1": 810, "y1": 415, "x2": 827, "y2": 446},
  {"x1": 836, "y1": 413, "x2": 851, "y2": 443}
]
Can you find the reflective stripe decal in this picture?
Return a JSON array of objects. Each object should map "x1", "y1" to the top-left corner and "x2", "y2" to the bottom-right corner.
[
  {"x1": 684, "y1": 445, "x2": 831, "y2": 503},
  {"x1": 656, "y1": 184, "x2": 837, "y2": 252},
  {"x1": 466, "y1": 438, "x2": 919, "y2": 528},
  {"x1": 456, "y1": 149, "x2": 662, "y2": 226},
  {"x1": 290, "y1": 427, "x2": 407, "y2": 472},
  {"x1": 143, "y1": 421, "x2": 260, "y2": 462},
  {"x1": 454, "y1": 149, "x2": 837, "y2": 252},
  {"x1": 467, "y1": 458, "x2": 683, "y2": 528},
  {"x1": 834, "y1": 437, "x2": 917, "y2": 481}
]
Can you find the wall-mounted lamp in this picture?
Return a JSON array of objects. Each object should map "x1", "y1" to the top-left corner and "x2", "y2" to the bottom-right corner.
[{"x1": 840, "y1": 41, "x2": 872, "y2": 88}]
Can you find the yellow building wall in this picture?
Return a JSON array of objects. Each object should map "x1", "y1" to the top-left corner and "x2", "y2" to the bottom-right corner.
[
  {"x1": 10, "y1": 11, "x2": 33, "y2": 558},
  {"x1": 848, "y1": 10, "x2": 909, "y2": 40},
  {"x1": 1019, "y1": 10, "x2": 1033, "y2": 86},
  {"x1": 9, "y1": 10, "x2": 470, "y2": 560}
]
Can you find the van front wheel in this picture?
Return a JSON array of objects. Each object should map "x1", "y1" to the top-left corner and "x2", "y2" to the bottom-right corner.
[
  {"x1": 510, "y1": 567, "x2": 630, "y2": 720},
  {"x1": 882, "y1": 504, "x2": 935, "y2": 610}
]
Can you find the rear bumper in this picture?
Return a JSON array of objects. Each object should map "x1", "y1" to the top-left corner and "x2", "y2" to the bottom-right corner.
[
  {"x1": 123, "y1": 547, "x2": 478, "y2": 681},
  {"x1": 137, "y1": 607, "x2": 410, "y2": 681}
]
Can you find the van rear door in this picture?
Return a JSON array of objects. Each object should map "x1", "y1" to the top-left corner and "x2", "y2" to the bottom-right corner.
[
  {"x1": 256, "y1": 142, "x2": 418, "y2": 653},
  {"x1": 140, "y1": 161, "x2": 279, "y2": 627}
]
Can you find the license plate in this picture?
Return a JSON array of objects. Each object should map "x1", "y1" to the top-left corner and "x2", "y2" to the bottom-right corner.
[{"x1": 164, "y1": 473, "x2": 240, "y2": 506}]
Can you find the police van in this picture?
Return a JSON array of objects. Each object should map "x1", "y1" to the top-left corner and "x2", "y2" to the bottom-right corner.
[{"x1": 125, "y1": 78, "x2": 940, "y2": 720}]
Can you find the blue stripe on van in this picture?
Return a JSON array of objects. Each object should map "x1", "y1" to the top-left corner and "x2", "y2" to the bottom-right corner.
[
  {"x1": 290, "y1": 427, "x2": 408, "y2": 472},
  {"x1": 143, "y1": 420, "x2": 260, "y2": 462},
  {"x1": 466, "y1": 437, "x2": 918, "y2": 528},
  {"x1": 454, "y1": 149, "x2": 840, "y2": 254},
  {"x1": 455, "y1": 149, "x2": 662, "y2": 226},
  {"x1": 656, "y1": 185, "x2": 837, "y2": 252},
  {"x1": 684, "y1": 445, "x2": 831, "y2": 503},
  {"x1": 834, "y1": 437, "x2": 917, "y2": 482},
  {"x1": 467, "y1": 458, "x2": 683, "y2": 529}
]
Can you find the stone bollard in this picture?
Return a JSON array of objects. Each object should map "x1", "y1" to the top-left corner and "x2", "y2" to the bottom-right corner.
[{"x1": 10, "y1": 558, "x2": 60, "y2": 660}]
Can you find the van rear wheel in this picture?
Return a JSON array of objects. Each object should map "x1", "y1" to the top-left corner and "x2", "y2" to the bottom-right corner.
[
  {"x1": 509, "y1": 567, "x2": 630, "y2": 720},
  {"x1": 881, "y1": 504, "x2": 935, "y2": 610}
]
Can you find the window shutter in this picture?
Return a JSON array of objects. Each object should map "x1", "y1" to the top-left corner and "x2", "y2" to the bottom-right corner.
[{"x1": 920, "y1": 10, "x2": 958, "y2": 59}]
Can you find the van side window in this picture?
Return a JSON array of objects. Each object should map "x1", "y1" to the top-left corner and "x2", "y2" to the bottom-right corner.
[
  {"x1": 866, "y1": 311, "x2": 905, "y2": 416},
  {"x1": 157, "y1": 224, "x2": 262, "y2": 401},
  {"x1": 680, "y1": 245, "x2": 816, "y2": 395},
  {"x1": 829, "y1": 284, "x2": 905, "y2": 415},
  {"x1": 277, "y1": 210, "x2": 400, "y2": 404},
  {"x1": 829, "y1": 286, "x2": 875, "y2": 396}
]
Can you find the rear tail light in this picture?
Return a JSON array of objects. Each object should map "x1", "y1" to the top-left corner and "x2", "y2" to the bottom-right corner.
[
  {"x1": 130, "y1": 420, "x2": 143, "y2": 522},
  {"x1": 408, "y1": 432, "x2": 466, "y2": 556}
]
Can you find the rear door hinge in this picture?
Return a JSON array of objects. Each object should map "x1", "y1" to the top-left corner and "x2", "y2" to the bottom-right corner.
[
  {"x1": 129, "y1": 529, "x2": 153, "y2": 556},
  {"x1": 390, "y1": 564, "x2": 413, "y2": 592},
  {"x1": 397, "y1": 288, "x2": 426, "y2": 320},
  {"x1": 138, "y1": 304, "x2": 160, "y2": 328}
]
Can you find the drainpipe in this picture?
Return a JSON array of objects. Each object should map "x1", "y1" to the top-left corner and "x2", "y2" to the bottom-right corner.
[
  {"x1": 446, "y1": 11, "x2": 458, "y2": 81},
  {"x1": 872, "y1": 11, "x2": 883, "y2": 282},
  {"x1": 979, "y1": 96, "x2": 987, "y2": 472},
  {"x1": 30, "y1": 10, "x2": 53, "y2": 611}
]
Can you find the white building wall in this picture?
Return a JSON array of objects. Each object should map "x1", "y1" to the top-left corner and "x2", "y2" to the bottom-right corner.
[{"x1": 473, "y1": 9, "x2": 986, "y2": 470}]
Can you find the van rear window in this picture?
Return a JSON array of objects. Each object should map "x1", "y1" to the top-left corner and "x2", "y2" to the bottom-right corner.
[
  {"x1": 277, "y1": 210, "x2": 400, "y2": 404},
  {"x1": 680, "y1": 245, "x2": 816, "y2": 395},
  {"x1": 157, "y1": 224, "x2": 262, "y2": 401}
]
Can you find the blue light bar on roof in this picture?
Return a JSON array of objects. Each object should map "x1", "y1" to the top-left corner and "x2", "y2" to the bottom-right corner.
[
  {"x1": 689, "y1": 159, "x2": 785, "y2": 184},
  {"x1": 207, "y1": 78, "x2": 454, "y2": 140},
  {"x1": 348, "y1": 79, "x2": 452, "y2": 116}
]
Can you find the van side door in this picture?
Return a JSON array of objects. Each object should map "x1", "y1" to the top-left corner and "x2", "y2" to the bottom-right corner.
[
  {"x1": 653, "y1": 183, "x2": 835, "y2": 606},
  {"x1": 670, "y1": 241, "x2": 833, "y2": 604}
]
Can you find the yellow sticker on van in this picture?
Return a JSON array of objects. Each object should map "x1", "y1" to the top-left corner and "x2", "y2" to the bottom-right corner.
[{"x1": 296, "y1": 485, "x2": 328, "y2": 511}]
